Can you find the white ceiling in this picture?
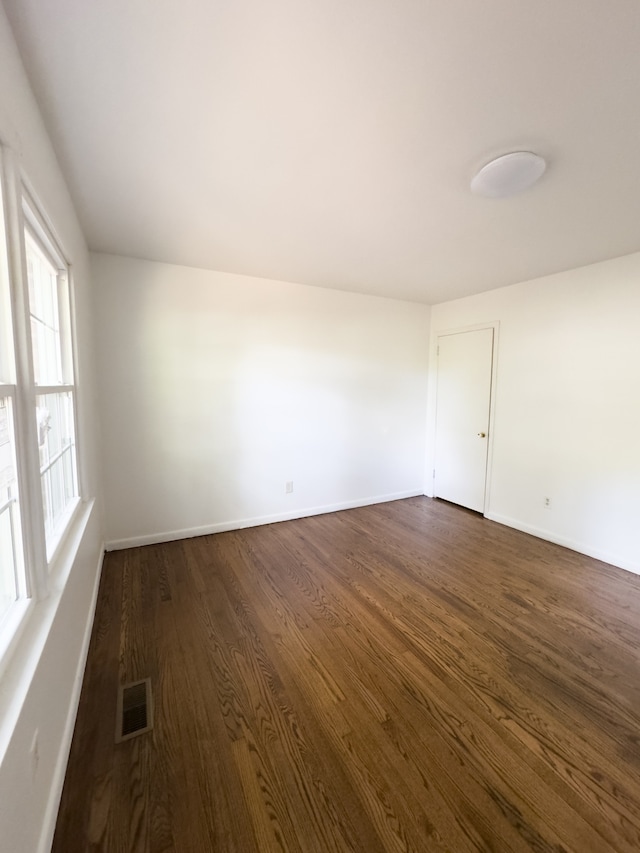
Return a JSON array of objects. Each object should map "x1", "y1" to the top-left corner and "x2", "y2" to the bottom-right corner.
[{"x1": 4, "y1": 0, "x2": 640, "y2": 304}]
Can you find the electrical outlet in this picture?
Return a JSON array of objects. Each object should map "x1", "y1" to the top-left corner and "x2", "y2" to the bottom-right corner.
[
  {"x1": 544, "y1": 496, "x2": 551, "y2": 508},
  {"x1": 285, "y1": 481, "x2": 293, "y2": 494}
]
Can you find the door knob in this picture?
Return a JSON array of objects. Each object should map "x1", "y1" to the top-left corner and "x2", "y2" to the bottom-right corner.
[{"x1": 478, "y1": 432, "x2": 486, "y2": 437}]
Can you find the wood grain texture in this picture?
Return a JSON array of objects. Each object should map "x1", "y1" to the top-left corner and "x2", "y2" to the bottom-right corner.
[{"x1": 52, "y1": 497, "x2": 640, "y2": 852}]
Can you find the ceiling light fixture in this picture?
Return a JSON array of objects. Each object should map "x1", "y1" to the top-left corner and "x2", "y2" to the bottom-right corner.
[{"x1": 471, "y1": 151, "x2": 547, "y2": 198}]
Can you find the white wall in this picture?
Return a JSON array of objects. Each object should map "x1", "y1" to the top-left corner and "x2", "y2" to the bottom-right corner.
[
  {"x1": 427, "y1": 253, "x2": 640, "y2": 574},
  {"x1": 0, "y1": 5, "x2": 104, "y2": 852},
  {"x1": 93, "y1": 253, "x2": 430, "y2": 547}
]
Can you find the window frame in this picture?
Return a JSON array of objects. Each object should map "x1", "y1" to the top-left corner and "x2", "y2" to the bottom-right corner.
[
  {"x1": 0, "y1": 153, "x2": 24, "y2": 628},
  {"x1": 0, "y1": 145, "x2": 83, "y2": 656},
  {"x1": 0, "y1": 395, "x2": 26, "y2": 604},
  {"x1": 23, "y1": 193, "x2": 82, "y2": 562}
]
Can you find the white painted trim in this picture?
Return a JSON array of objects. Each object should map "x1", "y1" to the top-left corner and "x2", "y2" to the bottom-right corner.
[
  {"x1": 485, "y1": 511, "x2": 640, "y2": 577},
  {"x1": 0, "y1": 598, "x2": 33, "y2": 683},
  {"x1": 36, "y1": 540, "x2": 105, "y2": 853},
  {"x1": 1, "y1": 146, "x2": 49, "y2": 600},
  {"x1": 45, "y1": 495, "x2": 82, "y2": 566},
  {"x1": 0, "y1": 501, "x2": 97, "y2": 763},
  {"x1": 481, "y1": 324, "x2": 499, "y2": 516},
  {"x1": 105, "y1": 490, "x2": 423, "y2": 551}
]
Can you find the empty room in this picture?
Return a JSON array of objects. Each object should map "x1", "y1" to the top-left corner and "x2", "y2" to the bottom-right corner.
[{"x1": 0, "y1": 1, "x2": 639, "y2": 851}]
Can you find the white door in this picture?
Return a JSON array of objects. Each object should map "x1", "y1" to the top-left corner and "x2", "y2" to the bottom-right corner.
[{"x1": 434, "y1": 328, "x2": 494, "y2": 513}]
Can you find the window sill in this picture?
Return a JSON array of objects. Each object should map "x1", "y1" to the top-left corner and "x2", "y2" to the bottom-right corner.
[
  {"x1": 0, "y1": 598, "x2": 34, "y2": 684},
  {"x1": 45, "y1": 495, "x2": 82, "y2": 567},
  {"x1": 0, "y1": 498, "x2": 96, "y2": 765}
]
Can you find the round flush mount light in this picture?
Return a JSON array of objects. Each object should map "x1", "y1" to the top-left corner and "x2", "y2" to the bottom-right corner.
[{"x1": 471, "y1": 151, "x2": 546, "y2": 198}]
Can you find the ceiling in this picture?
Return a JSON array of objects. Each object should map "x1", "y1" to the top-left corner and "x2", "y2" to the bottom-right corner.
[{"x1": 4, "y1": 0, "x2": 640, "y2": 304}]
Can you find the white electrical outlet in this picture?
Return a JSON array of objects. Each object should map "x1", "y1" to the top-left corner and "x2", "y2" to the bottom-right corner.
[
  {"x1": 285, "y1": 481, "x2": 293, "y2": 494},
  {"x1": 544, "y1": 496, "x2": 551, "y2": 508}
]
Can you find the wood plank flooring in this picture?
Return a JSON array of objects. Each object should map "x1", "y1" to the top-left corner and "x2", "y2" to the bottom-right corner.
[{"x1": 52, "y1": 497, "x2": 640, "y2": 852}]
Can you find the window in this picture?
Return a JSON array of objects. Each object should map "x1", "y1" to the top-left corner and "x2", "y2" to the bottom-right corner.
[
  {"x1": 0, "y1": 165, "x2": 24, "y2": 627},
  {"x1": 0, "y1": 397, "x2": 23, "y2": 624},
  {"x1": 0, "y1": 149, "x2": 81, "y2": 641},
  {"x1": 24, "y1": 221, "x2": 79, "y2": 553}
]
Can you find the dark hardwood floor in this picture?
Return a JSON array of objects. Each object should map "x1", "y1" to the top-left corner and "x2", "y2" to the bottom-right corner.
[{"x1": 52, "y1": 497, "x2": 640, "y2": 852}]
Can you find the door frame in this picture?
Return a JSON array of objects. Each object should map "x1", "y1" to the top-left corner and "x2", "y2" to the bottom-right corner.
[{"x1": 427, "y1": 321, "x2": 500, "y2": 516}]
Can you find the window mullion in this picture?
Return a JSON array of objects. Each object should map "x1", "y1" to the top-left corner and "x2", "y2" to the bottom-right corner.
[
  {"x1": 1, "y1": 149, "x2": 48, "y2": 600},
  {"x1": 31, "y1": 384, "x2": 74, "y2": 395}
]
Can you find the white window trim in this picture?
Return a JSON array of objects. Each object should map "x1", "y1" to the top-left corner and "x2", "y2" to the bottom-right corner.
[
  {"x1": 22, "y1": 184, "x2": 86, "y2": 510},
  {"x1": 0, "y1": 145, "x2": 85, "y2": 668},
  {"x1": 1, "y1": 146, "x2": 47, "y2": 602},
  {"x1": 23, "y1": 182, "x2": 82, "y2": 566},
  {"x1": 0, "y1": 389, "x2": 26, "y2": 600}
]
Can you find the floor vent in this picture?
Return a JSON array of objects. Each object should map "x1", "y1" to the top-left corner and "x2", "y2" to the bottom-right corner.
[{"x1": 116, "y1": 678, "x2": 153, "y2": 743}]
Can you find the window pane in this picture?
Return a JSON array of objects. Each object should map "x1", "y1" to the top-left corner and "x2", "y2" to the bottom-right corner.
[
  {"x1": 25, "y1": 232, "x2": 63, "y2": 386},
  {"x1": 0, "y1": 507, "x2": 17, "y2": 622},
  {"x1": 0, "y1": 397, "x2": 20, "y2": 622},
  {"x1": 36, "y1": 391, "x2": 78, "y2": 541},
  {"x1": 0, "y1": 210, "x2": 13, "y2": 384}
]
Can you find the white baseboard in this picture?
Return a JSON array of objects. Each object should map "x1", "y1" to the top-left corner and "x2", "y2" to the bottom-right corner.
[
  {"x1": 37, "y1": 543, "x2": 106, "y2": 853},
  {"x1": 105, "y1": 490, "x2": 423, "y2": 551},
  {"x1": 485, "y1": 512, "x2": 640, "y2": 576}
]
